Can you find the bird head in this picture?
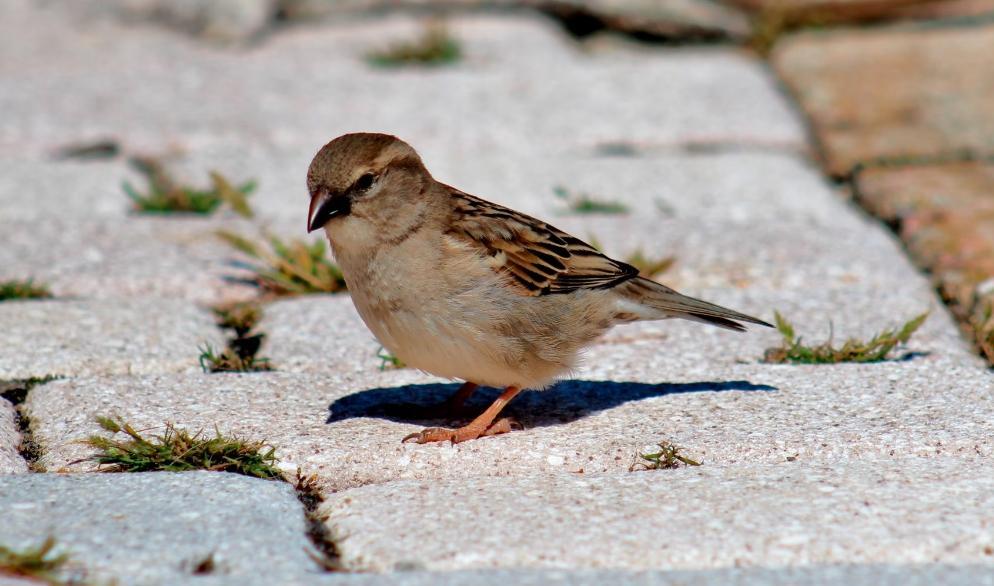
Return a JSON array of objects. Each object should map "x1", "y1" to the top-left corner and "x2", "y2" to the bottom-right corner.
[{"x1": 306, "y1": 133, "x2": 433, "y2": 251}]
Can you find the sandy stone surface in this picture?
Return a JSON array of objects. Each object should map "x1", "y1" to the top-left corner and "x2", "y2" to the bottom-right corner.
[
  {"x1": 774, "y1": 24, "x2": 994, "y2": 176},
  {"x1": 0, "y1": 299, "x2": 224, "y2": 379},
  {"x1": 1, "y1": 5, "x2": 805, "y2": 159},
  {"x1": 25, "y1": 351, "x2": 994, "y2": 489},
  {"x1": 0, "y1": 217, "x2": 257, "y2": 305},
  {"x1": 321, "y1": 457, "x2": 994, "y2": 571},
  {"x1": 0, "y1": 472, "x2": 324, "y2": 585},
  {"x1": 0, "y1": 399, "x2": 27, "y2": 474}
]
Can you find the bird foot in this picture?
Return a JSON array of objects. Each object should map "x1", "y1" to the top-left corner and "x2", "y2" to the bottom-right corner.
[{"x1": 402, "y1": 417, "x2": 522, "y2": 444}]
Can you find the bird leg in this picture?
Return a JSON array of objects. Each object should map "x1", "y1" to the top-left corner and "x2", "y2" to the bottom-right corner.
[
  {"x1": 380, "y1": 381, "x2": 478, "y2": 420},
  {"x1": 403, "y1": 386, "x2": 523, "y2": 444}
]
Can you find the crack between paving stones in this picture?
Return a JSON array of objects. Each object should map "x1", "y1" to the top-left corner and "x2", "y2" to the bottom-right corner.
[
  {"x1": 290, "y1": 471, "x2": 344, "y2": 572},
  {"x1": 0, "y1": 376, "x2": 61, "y2": 472}
]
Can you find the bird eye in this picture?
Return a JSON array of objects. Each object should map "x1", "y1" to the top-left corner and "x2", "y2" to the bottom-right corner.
[{"x1": 354, "y1": 173, "x2": 375, "y2": 192}]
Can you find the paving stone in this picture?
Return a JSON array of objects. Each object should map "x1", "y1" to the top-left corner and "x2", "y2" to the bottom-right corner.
[
  {"x1": 773, "y1": 24, "x2": 994, "y2": 176},
  {"x1": 0, "y1": 216, "x2": 257, "y2": 304},
  {"x1": 0, "y1": 157, "x2": 137, "y2": 222},
  {"x1": 25, "y1": 340, "x2": 994, "y2": 488},
  {"x1": 0, "y1": 299, "x2": 224, "y2": 380},
  {"x1": 853, "y1": 160, "x2": 994, "y2": 363},
  {"x1": 0, "y1": 472, "x2": 325, "y2": 585},
  {"x1": 1, "y1": 5, "x2": 805, "y2": 158},
  {"x1": 320, "y1": 457, "x2": 994, "y2": 571},
  {"x1": 0, "y1": 399, "x2": 27, "y2": 474}
]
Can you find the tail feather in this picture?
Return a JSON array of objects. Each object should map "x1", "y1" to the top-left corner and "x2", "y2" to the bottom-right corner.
[{"x1": 615, "y1": 277, "x2": 773, "y2": 332}]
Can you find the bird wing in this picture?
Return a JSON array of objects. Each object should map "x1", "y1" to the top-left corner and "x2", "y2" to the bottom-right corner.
[{"x1": 447, "y1": 189, "x2": 638, "y2": 296}]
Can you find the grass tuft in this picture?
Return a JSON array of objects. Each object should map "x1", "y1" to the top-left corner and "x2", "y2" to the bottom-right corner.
[
  {"x1": 85, "y1": 416, "x2": 281, "y2": 479},
  {"x1": 125, "y1": 156, "x2": 255, "y2": 216},
  {"x1": 763, "y1": 311, "x2": 928, "y2": 364},
  {"x1": 367, "y1": 23, "x2": 461, "y2": 67},
  {"x1": 554, "y1": 185, "x2": 629, "y2": 215},
  {"x1": 0, "y1": 279, "x2": 52, "y2": 301},
  {"x1": 630, "y1": 441, "x2": 701, "y2": 471},
  {"x1": 0, "y1": 537, "x2": 71, "y2": 585},
  {"x1": 217, "y1": 230, "x2": 347, "y2": 296},
  {"x1": 376, "y1": 347, "x2": 406, "y2": 371}
]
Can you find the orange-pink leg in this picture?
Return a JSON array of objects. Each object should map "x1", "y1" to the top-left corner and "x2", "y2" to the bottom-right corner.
[{"x1": 403, "y1": 386, "x2": 523, "y2": 444}]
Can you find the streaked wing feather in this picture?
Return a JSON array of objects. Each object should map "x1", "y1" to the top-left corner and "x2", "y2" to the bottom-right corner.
[{"x1": 448, "y1": 189, "x2": 638, "y2": 296}]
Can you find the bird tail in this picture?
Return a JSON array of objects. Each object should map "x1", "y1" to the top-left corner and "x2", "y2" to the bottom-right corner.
[{"x1": 613, "y1": 277, "x2": 772, "y2": 332}]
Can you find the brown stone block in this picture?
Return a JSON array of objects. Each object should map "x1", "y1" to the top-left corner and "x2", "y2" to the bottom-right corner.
[{"x1": 774, "y1": 25, "x2": 994, "y2": 176}]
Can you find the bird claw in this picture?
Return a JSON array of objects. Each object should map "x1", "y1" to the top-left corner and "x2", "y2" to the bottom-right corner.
[{"x1": 401, "y1": 417, "x2": 522, "y2": 444}]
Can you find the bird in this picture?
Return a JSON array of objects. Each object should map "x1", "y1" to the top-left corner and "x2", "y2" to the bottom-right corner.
[{"x1": 306, "y1": 132, "x2": 771, "y2": 444}]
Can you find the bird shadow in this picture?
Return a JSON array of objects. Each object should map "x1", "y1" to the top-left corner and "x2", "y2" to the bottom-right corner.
[{"x1": 326, "y1": 379, "x2": 777, "y2": 429}]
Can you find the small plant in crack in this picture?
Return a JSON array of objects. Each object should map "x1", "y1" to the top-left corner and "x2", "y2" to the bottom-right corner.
[
  {"x1": 293, "y1": 470, "x2": 342, "y2": 572},
  {"x1": 217, "y1": 230, "x2": 347, "y2": 295},
  {"x1": 630, "y1": 441, "x2": 701, "y2": 471},
  {"x1": 367, "y1": 22, "x2": 461, "y2": 67},
  {"x1": 588, "y1": 236, "x2": 675, "y2": 279},
  {"x1": 199, "y1": 342, "x2": 272, "y2": 373},
  {"x1": 0, "y1": 536, "x2": 76, "y2": 585},
  {"x1": 84, "y1": 416, "x2": 281, "y2": 479},
  {"x1": 124, "y1": 155, "x2": 255, "y2": 216},
  {"x1": 0, "y1": 279, "x2": 52, "y2": 301},
  {"x1": 762, "y1": 311, "x2": 928, "y2": 364},
  {"x1": 201, "y1": 302, "x2": 273, "y2": 373},
  {"x1": 554, "y1": 185, "x2": 629, "y2": 215}
]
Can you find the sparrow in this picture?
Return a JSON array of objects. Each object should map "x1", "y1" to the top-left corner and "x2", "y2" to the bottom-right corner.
[{"x1": 307, "y1": 133, "x2": 771, "y2": 444}]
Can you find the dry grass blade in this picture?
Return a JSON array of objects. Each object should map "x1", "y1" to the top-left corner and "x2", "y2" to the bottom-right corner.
[
  {"x1": 630, "y1": 441, "x2": 701, "y2": 471},
  {"x1": 554, "y1": 185, "x2": 629, "y2": 215},
  {"x1": 624, "y1": 248, "x2": 676, "y2": 280},
  {"x1": 0, "y1": 537, "x2": 71, "y2": 585},
  {"x1": 0, "y1": 279, "x2": 52, "y2": 301},
  {"x1": 587, "y1": 236, "x2": 674, "y2": 279},
  {"x1": 217, "y1": 229, "x2": 347, "y2": 296},
  {"x1": 763, "y1": 311, "x2": 928, "y2": 364},
  {"x1": 85, "y1": 416, "x2": 282, "y2": 479},
  {"x1": 367, "y1": 23, "x2": 461, "y2": 67}
]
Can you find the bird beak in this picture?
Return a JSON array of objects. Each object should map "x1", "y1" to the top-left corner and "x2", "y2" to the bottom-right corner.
[{"x1": 307, "y1": 189, "x2": 350, "y2": 233}]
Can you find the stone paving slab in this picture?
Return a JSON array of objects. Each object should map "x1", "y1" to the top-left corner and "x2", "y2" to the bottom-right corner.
[
  {"x1": 174, "y1": 150, "x2": 843, "y2": 225},
  {"x1": 25, "y1": 348, "x2": 994, "y2": 489},
  {"x1": 0, "y1": 299, "x2": 224, "y2": 380},
  {"x1": 853, "y1": 160, "x2": 994, "y2": 363},
  {"x1": 0, "y1": 157, "x2": 138, "y2": 222},
  {"x1": 0, "y1": 472, "x2": 325, "y2": 585},
  {"x1": 0, "y1": 217, "x2": 256, "y2": 304},
  {"x1": 1, "y1": 5, "x2": 805, "y2": 158},
  {"x1": 0, "y1": 399, "x2": 26, "y2": 474},
  {"x1": 773, "y1": 23, "x2": 994, "y2": 176},
  {"x1": 321, "y1": 457, "x2": 994, "y2": 572}
]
